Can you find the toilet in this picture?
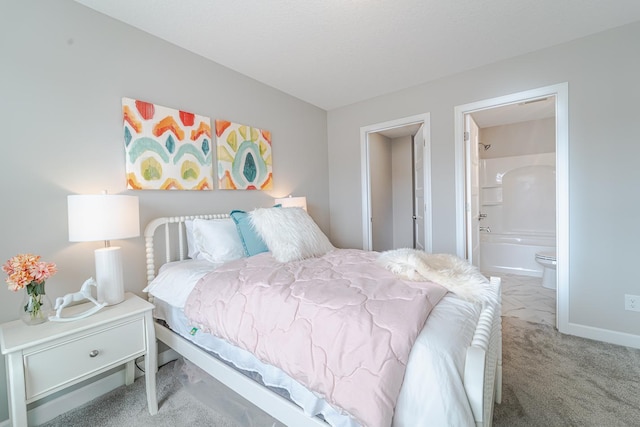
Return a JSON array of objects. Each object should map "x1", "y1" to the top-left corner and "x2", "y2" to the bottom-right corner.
[{"x1": 535, "y1": 251, "x2": 557, "y2": 289}]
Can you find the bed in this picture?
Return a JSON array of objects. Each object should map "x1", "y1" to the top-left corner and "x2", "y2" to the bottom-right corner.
[{"x1": 143, "y1": 210, "x2": 502, "y2": 427}]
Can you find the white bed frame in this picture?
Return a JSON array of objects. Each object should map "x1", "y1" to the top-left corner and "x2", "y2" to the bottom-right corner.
[{"x1": 144, "y1": 214, "x2": 502, "y2": 427}]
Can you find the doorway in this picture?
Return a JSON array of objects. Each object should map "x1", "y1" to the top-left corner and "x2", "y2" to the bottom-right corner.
[
  {"x1": 360, "y1": 113, "x2": 432, "y2": 252},
  {"x1": 454, "y1": 83, "x2": 569, "y2": 332}
]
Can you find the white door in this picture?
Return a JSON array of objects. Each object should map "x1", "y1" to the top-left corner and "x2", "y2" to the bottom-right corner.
[
  {"x1": 413, "y1": 124, "x2": 426, "y2": 250},
  {"x1": 465, "y1": 115, "x2": 481, "y2": 266}
]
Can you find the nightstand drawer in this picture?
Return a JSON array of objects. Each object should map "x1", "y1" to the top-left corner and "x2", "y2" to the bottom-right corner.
[{"x1": 24, "y1": 317, "x2": 145, "y2": 400}]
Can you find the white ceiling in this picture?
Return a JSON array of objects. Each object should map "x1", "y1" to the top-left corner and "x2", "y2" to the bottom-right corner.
[
  {"x1": 471, "y1": 96, "x2": 556, "y2": 128},
  {"x1": 75, "y1": 0, "x2": 640, "y2": 111},
  {"x1": 376, "y1": 123, "x2": 423, "y2": 139}
]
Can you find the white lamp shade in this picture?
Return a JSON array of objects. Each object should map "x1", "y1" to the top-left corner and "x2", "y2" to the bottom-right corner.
[
  {"x1": 68, "y1": 193, "x2": 138, "y2": 306},
  {"x1": 68, "y1": 194, "x2": 140, "y2": 242},
  {"x1": 275, "y1": 196, "x2": 307, "y2": 211}
]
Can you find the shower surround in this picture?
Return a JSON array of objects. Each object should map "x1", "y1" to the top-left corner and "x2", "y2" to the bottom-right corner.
[{"x1": 479, "y1": 153, "x2": 556, "y2": 276}]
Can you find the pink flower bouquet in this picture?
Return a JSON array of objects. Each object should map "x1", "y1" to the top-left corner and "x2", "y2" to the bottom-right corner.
[
  {"x1": 3, "y1": 254, "x2": 57, "y2": 323},
  {"x1": 3, "y1": 253, "x2": 57, "y2": 291}
]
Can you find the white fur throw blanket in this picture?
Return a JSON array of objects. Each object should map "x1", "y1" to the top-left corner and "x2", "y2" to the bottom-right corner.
[{"x1": 378, "y1": 248, "x2": 495, "y2": 304}]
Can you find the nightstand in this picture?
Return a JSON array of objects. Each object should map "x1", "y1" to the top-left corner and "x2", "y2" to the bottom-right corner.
[{"x1": 0, "y1": 292, "x2": 158, "y2": 427}]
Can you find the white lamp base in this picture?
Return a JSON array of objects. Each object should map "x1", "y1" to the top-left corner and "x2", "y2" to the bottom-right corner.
[{"x1": 95, "y1": 247, "x2": 125, "y2": 305}]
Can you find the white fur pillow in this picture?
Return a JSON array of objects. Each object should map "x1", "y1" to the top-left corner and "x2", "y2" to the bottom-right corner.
[{"x1": 249, "y1": 207, "x2": 334, "y2": 263}]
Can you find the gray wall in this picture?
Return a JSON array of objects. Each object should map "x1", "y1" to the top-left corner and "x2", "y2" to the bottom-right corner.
[
  {"x1": 480, "y1": 118, "x2": 556, "y2": 159},
  {"x1": 328, "y1": 23, "x2": 640, "y2": 343},
  {"x1": 0, "y1": 0, "x2": 328, "y2": 422}
]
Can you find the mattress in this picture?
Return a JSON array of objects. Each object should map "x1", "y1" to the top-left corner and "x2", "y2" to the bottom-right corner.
[{"x1": 146, "y1": 259, "x2": 481, "y2": 426}]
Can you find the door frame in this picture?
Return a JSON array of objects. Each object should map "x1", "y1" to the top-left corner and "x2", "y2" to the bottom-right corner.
[
  {"x1": 465, "y1": 113, "x2": 481, "y2": 267},
  {"x1": 454, "y1": 82, "x2": 569, "y2": 332},
  {"x1": 360, "y1": 113, "x2": 432, "y2": 252}
]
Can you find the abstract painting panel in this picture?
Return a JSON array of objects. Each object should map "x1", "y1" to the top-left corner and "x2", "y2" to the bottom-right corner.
[
  {"x1": 215, "y1": 120, "x2": 273, "y2": 190},
  {"x1": 122, "y1": 98, "x2": 213, "y2": 190}
]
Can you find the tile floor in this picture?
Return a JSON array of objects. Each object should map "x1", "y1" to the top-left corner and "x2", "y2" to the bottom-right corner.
[{"x1": 484, "y1": 272, "x2": 556, "y2": 326}]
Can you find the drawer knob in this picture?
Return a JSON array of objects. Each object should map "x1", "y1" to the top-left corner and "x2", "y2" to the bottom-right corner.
[{"x1": 89, "y1": 350, "x2": 99, "y2": 358}]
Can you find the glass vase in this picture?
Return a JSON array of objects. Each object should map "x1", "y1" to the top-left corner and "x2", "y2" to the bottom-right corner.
[{"x1": 20, "y1": 282, "x2": 53, "y2": 325}]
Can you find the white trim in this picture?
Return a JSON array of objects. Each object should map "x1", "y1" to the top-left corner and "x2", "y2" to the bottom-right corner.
[
  {"x1": 554, "y1": 84, "x2": 570, "y2": 334},
  {"x1": 454, "y1": 83, "x2": 569, "y2": 334},
  {"x1": 422, "y1": 123, "x2": 434, "y2": 253},
  {"x1": 360, "y1": 113, "x2": 433, "y2": 252},
  {"x1": 454, "y1": 110, "x2": 466, "y2": 258},
  {"x1": 360, "y1": 127, "x2": 372, "y2": 250},
  {"x1": 562, "y1": 322, "x2": 640, "y2": 349}
]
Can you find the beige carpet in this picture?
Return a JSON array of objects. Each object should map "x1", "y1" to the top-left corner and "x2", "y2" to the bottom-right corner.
[
  {"x1": 39, "y1": 317, "x2": 640, "y2": 426},
  {"x1": 39, "y1": 360, "x2": 241, "y2": 427},
  {"x1": 494, "y1": 317, "x2": 640, "y2": 426}
]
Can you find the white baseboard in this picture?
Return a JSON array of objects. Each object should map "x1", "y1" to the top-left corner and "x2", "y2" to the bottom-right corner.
[
  {"x1": 563, "y1": 322, "x2": 640, "y2": 349},
  {"x1": 4, "y1": 349, "x2": 180, "y2": 427}
]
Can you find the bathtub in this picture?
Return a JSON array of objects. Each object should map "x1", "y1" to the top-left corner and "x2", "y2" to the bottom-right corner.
[{"x1": 479, "y1": 232, "x2": 555, "y2": 277}]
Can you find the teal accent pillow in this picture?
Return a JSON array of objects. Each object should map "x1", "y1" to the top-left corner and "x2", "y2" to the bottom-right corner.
[{"x1": 230, "y1": 210, "x2": 269, "y2": 256}]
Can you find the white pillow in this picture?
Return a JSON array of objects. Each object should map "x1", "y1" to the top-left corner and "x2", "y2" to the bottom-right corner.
[
  {"x1": 143, "y1": 259, "x2": 219, "y2": 308},
  {"x1": 249, "y1": 207, "x2": 334, "y2": 263},
  {"x1": 184, "y1": 220, "x2": 200, "y2": 259},
  {"x1": 192, "y1": 218, "x2": 245, "y2": 263}
]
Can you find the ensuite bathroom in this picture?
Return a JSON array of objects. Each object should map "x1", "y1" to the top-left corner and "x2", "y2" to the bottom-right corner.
[{"x1": 471, "y1": 98, "x2": 557, "y2": 325}]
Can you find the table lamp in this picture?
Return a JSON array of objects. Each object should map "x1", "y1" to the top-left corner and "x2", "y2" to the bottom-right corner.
[
  {"x1": 274, "y1": 195, "x2": 307, "y2": 211},
  {"x1": 67, "y1": 192, "x2": 140, "y2": 305}
]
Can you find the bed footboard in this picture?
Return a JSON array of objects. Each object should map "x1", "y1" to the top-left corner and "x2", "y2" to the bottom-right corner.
[{"x1": 464, "y1": 276, "x2": 502, "y2": 427}]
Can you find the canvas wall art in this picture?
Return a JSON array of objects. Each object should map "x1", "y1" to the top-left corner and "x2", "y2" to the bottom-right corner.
[
  {"x1": 215, "y1": 120, "x2": 273, "y2": 190},
  {"x1": 122, "y1": 98, "x2": 213, "y2": 190}
]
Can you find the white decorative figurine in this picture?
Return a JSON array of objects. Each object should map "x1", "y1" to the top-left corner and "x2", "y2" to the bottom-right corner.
[{"x1": 49, "y1": 277, "x2": 107, "y2": 322}]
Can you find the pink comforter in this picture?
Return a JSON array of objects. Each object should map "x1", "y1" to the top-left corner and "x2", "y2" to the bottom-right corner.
[{"x1": 184, "y1": 249, "x2": 447, "y2": 426}]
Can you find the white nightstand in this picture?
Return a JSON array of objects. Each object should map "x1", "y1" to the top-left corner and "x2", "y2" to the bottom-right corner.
[{"x1": 0, "y1": 292, "x2": 158, "y2": 427}]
